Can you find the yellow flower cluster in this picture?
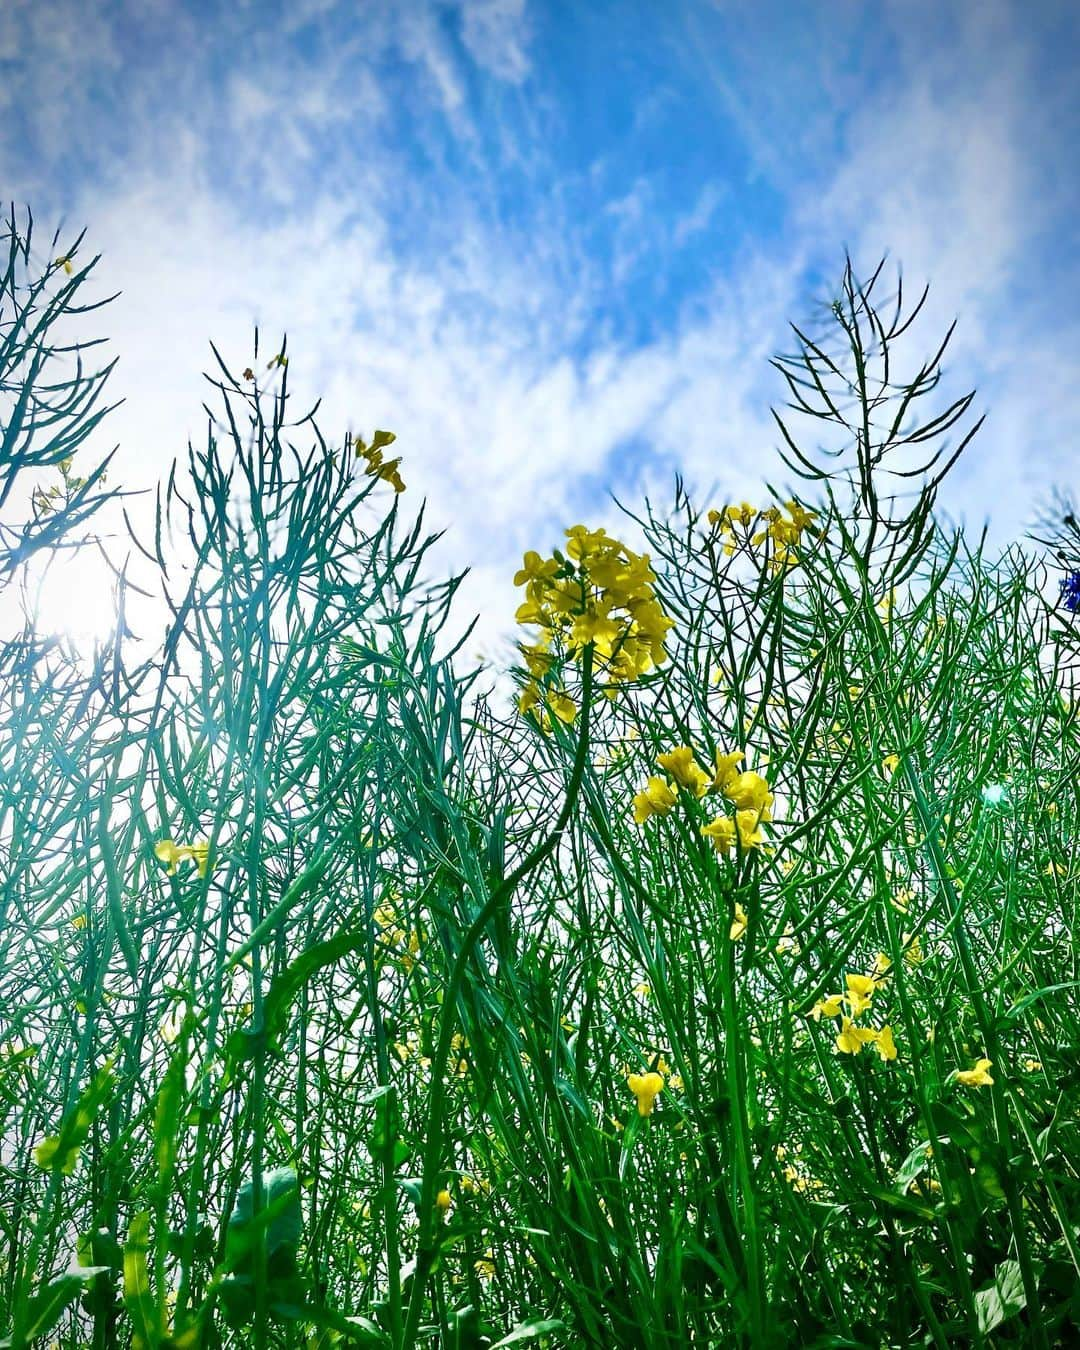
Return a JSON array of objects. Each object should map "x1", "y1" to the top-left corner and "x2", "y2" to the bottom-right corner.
[
  {"x1": 775, "y1": 1145, "x2": 826, "y2": 1196},
  {"x1": 701, "y1": 755, "x2": 773, "y2": 856},
  {"x1": 353, "y1": 429, "x2": 405, "y2": 492},
  {"x1": 632, "y1": 743, "x2": 773, "y2": 863},
  {"x1": 154, "y1": 838, "x2": 210, "y2": 878},
  {"x1": 809, "y1": 971, "x2": 897, "y2": 1061},
  {"x1": 372, "y1": 900, "x2": 422, "y2": 973},
  {"x1": 31, "y1": 455, "x2": 101, "y2": 517},
  {"x1": 706, "y1": 499, "x2": 821, "y2": 573},
  {"x1": 514, "y1": 526, "x2": 675, "y2": 726}
]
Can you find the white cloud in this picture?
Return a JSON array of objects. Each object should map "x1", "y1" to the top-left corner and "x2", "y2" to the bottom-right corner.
[
  {"x1": 457, "y1": 0, "x2": 531, "y2": 84},
  {"x1": 673, "y1": 183, "x2": 725, "y2": 248}
]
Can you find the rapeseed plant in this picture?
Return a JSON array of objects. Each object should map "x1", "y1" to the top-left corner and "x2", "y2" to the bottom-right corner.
[{"x1": 7, "y1": 228, "x2": 1080, "y2": 1350}]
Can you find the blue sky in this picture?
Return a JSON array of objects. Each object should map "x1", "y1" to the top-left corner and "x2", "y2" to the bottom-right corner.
[{"x1": 2, "y1": 0, "x2": 1078, "y2": 667}]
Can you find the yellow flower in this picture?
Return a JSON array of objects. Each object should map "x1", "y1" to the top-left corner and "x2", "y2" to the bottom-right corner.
[
  {"x1": 513, "y1": 550, "x2": 560, "y2": 589},
  {"x1": 844, "y1": 974, "x2": 877, "y2": 1017},
  {"x1": 400, "y1": 930, "x2": 422, "y2": 974},
  {"x1": 902, "y1": 932, "x2": 923, "y2": 965},
  {"x1": 722, "y1": 770, "x2": 773, "y2": 821},
  {"x1": 187, "y1": 842, "x2": 210, "y2": 878},
  {"x1": 874, "y1": 1025, "x2": 897, "y2": 1062},
  {"x1": 627, "y1": 1070, "x2": 664, "y2": 1117},
  {"x1": 729, "y1": 902, "x2": 748, "y2": 941},
  {"x1": 436, "y1": 1189, "x2": 452, "y2": 1213},
  {"x1": 632, "y1": 776, "x2": 678, "y2": 823},
  {"x1": 1022, "y1": 1058, "x2": 1042, "y2": 1073},
  {"x1": 881, "y1": 754, "x2": 900, "y2": 776},
  {"x1": 355, "y1": 431, "x2": 404, "y2": 490},
  {"x1": 515, "y1": 598, "x2": 548, "y2": 627},
  {"x1": 564, "y1": 524, "x2": 611, "y2": 560},
  {"x1": 549, "y1": 690, "x2": 577, "y2": 724},
  {"x1": 657, "y1": 746, "x2": 711, "y2": 798},
  {"x1": 711, "y1": 748, "x2": 745, "y2": 792},
  {"x1": 154, "y1": 838, "x2": 211, "y2": 878},
  {"x1": 871, "y1": 952, "x2": 892, "y2": 979},
  {"x1": 373, "y1": 901, "x2": 398, "y2": 930},
  {"x1": 71, "y1": 914, "x2": 88, "y2": 930},
  {"x1": 56, "y1": 255, "x2": 73, "y2": 275},
  {"x1": 784, "y1": 499, "x2": 818, "y2": 533},
  {"x1": 571, "y1": 606, "x2": 623, "y2": 657},
  {"x1": 632, "y1": 982, "x2": 651, "y2": 999},
  {"x1": 154, "y1": 839, "x2": 184, "y2": 873},
  {"x1": 774, "y1": 922, "x2": 798, "y2": 955},
  {"x1": 956, "y1": 1058, "x2": 993, "y2": 1087},
  {"x1": 373, "y1": 458, "x2": 406, "y2": 492},
  {"x1": 809, "y1": 995, "x2": 843, "y2": 1021},
  {"x1": 475, "y1": 1250, "x2": 496, "y2": 1280},
  {"x1": 700, "y1": 815, "x2": 736, "y2": 855},
  {"x1": 835, "y1": 1017, "x2": 878, "y2": 1056},
  {"x1": 735, "y1": 809, "x2": 765, "y2": 851}
]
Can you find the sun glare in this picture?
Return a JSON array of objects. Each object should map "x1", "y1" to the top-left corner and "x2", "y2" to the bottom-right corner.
[{"x1": 15, "y1": 547, "x2": 123, "y2": 648}]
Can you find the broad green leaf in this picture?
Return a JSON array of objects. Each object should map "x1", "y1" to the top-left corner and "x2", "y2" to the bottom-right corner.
[
  {"x1": 974, "y1": 1259, "x2": 1027, "y2": 1335},
  {"x1": 224, "y1": 1166, "x2": 303, "y2": 1274},
  {"x1": 0, "y1": 1266, "x2": 109, "y2": 1347},
  {"x1": 491, "y1": 1317, "x2": 567, "y2": 1347}
]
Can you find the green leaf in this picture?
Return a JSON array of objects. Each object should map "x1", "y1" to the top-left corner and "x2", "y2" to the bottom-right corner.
[
  {"x1": 618, "y1": 1113, "x2": 641, "y2": 1180},
  {"x1": 123, "y1": 1211, "x2": 165, "y2": 1349},
  {"x1": 0, "y1": 1266, "x2": 109, "y2": 1347},
  {"x1": 555, "y1": 1076, "x2": 591, "y2": 1120},
  {"x1": 227, "y1": 931, "x2": 368, "y2": 1063},
  {"x1": 491, "y1": 1317, "x2": 567, "y2": 1347},
  {"x1": 864, "y1": 1183, "x2": 937, "y2": 1222},
  {"x1": 33, "y1": 1061, "x2": 115, "y2": 1176},
  {"x1": 154, "y1": 1048, "x2": 187, "y2": 1185},
  {"x1": 892, "y1": 1139, "x2": 933, "y2": 1195},
  {"x1": 974, "y1": 1259, "x2": 1028, "y2": 1335},
  {"x1": 224, "y1": 1166, "x2": 303, "y2": 1275},
  {"x1": 285, "y1": 1304, "x2": 389, "y2": 1344},
  {"x1": 1001, "y1": 981, "x2": 1080, "y2": 1024}
]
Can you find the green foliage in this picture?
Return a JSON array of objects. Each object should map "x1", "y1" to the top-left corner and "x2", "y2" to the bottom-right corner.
[{"x1": 2, "y1": 213, "x2": 1080, "y2": 1349}]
